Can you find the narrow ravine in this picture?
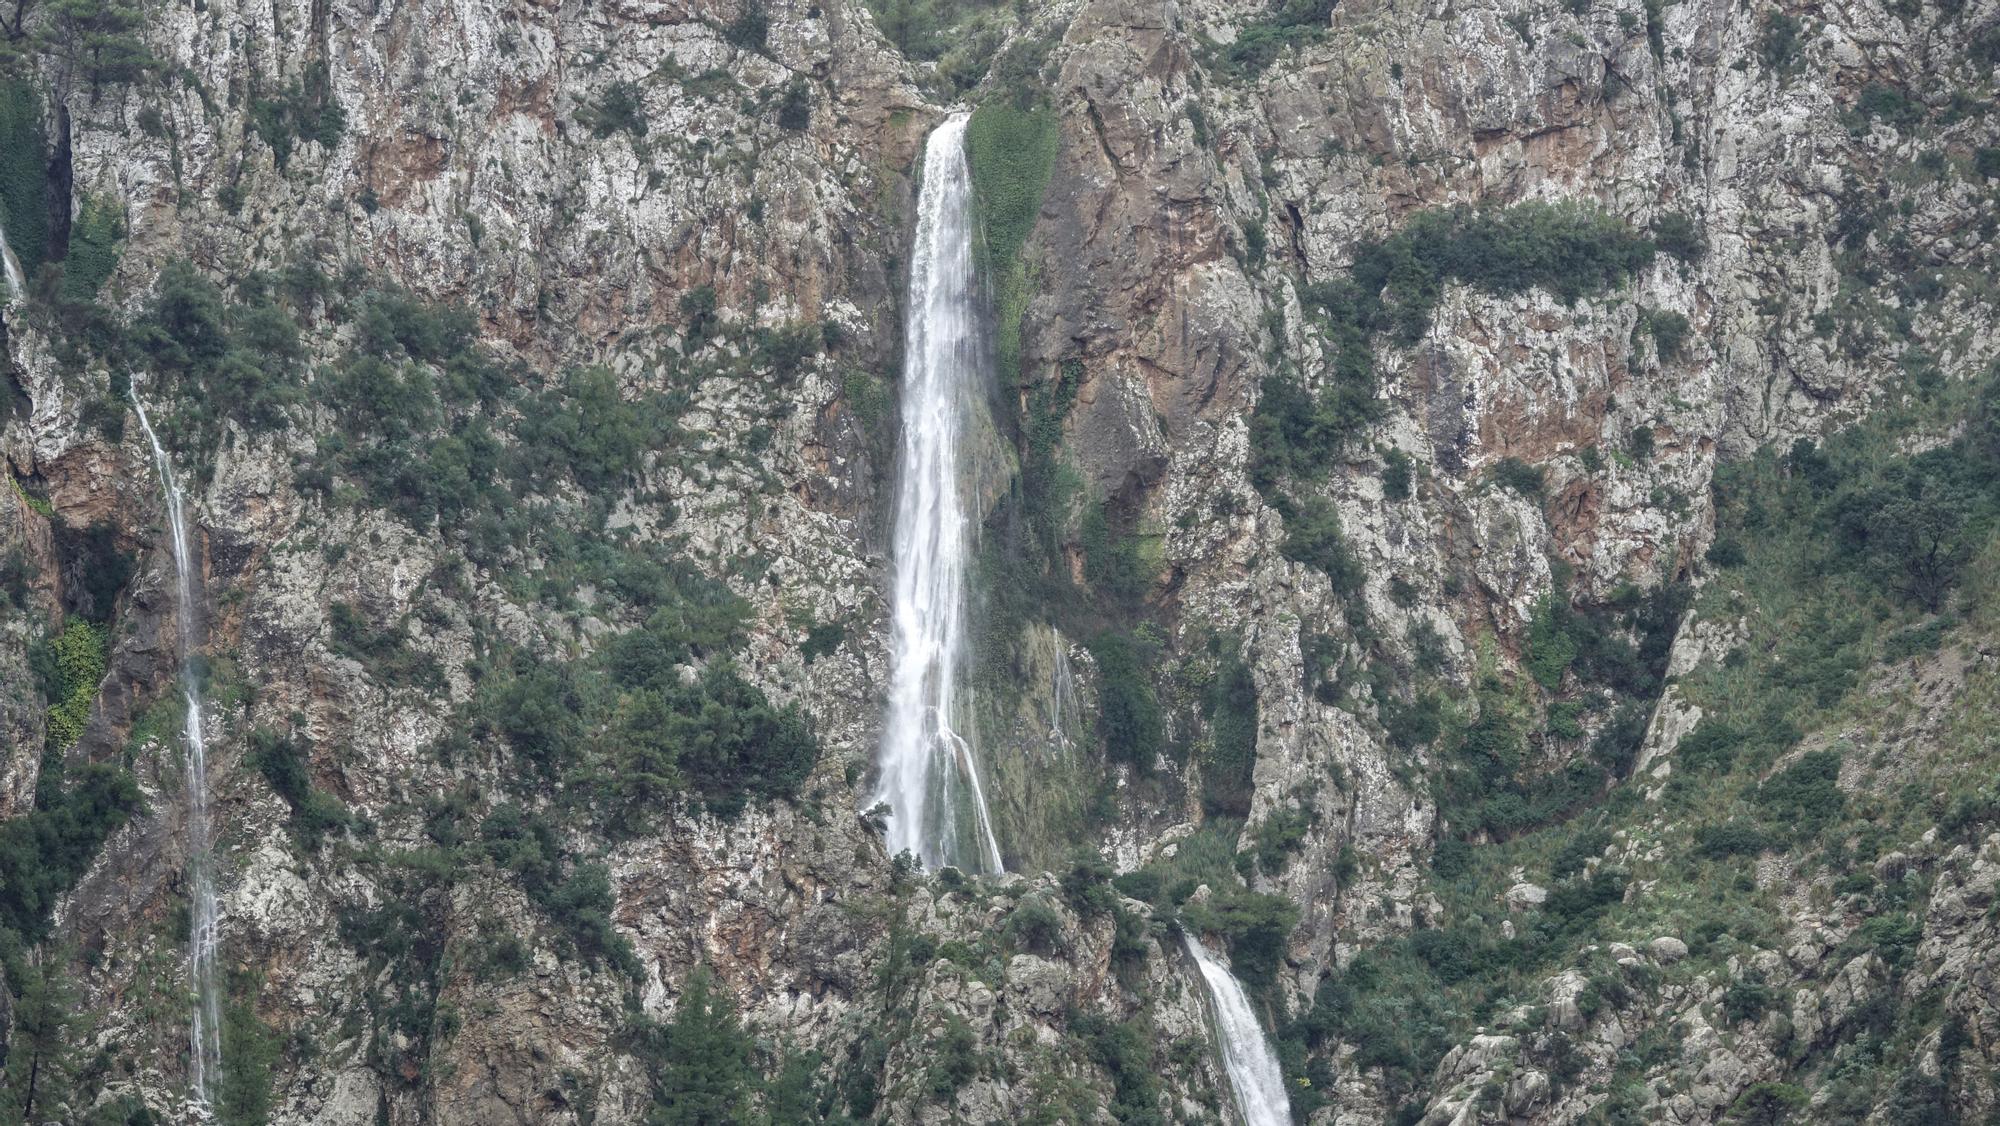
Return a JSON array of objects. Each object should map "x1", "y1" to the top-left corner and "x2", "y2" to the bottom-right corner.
[
  {"x1": 874, "y1": 112, "x2": 1004, "y2": 874},
  {"x1": 133, "y1": 400, "x2": 225, "y2": 1111},
  {"x1": 1184, "y1": 932, "x2": 1292, "y2": 1126}
]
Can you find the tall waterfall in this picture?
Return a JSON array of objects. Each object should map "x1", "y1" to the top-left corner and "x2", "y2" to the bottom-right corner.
[
  {"x1": 0, "y1": 219, "x2": 24, "y2": 299},
  {"x1": 133, "y1": 401, "x2": 225, "y2": 1110},
  {"x1": 1184, "y1": 932, "x2": 1292, "y2": 1126},
  {"x1": 874, "y1": 113, "x2": 1004, "y2": 875}
]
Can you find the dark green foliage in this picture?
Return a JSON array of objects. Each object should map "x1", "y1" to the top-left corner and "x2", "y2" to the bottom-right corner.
[
  {"x1": 1088, "y1": 630, "x2": 1162, "y2": 772},
  {"x1": 248, "y1": 61, "x2": 345, "y2": 169},
  {"x1": 924, "y1": 1015, "x2": 980, "y2": 1100},
  {"x1": 0, "y1": 763, "x2": 142, "y2": 943},
  {"x1": 1694, "y1": 820, "x2": 1771, "y2": 859},
  {"x1": 965, "y1": 100, "x2": 1057, "y2": 384},
  {"x1": 329, "y1": 601, "x2": 445, "y2": 693},
  {"x1": 1004, "y1": 895, "x2": 1064, "y2": 954},
  {"x1": 132, "y1": 261, "x2": 308, "y2": 442},
  {"x1": 1753, "y1": 750, "x2": 1845, "y2": 835},
  {"x1": 1551, "y1": 825, "x2": 1612, "y2": 878},
  {"x1": 723, "y1": 0, "x2": 770, "y2": 52},
  {"x1": 1645, "y1": 309, "x2": 1691, "y2": 360},
  {"x1": 1676, "y1": 717, "x2": 1741, "y2": 774},
  {"x1": 217, "y1": 985, "x2": 279, "y2": 1126},
  {"x1": 1851, "y1": 83, "x2": 1923, "y2": 131},
  {"x1": 1205, "y1": 0, "x2": 1333, "y2": 76},
  {"x1": 1722, "y1": 975, "x2": 1776, "y2": 1025},
  {"x1": 1275, "y1": 494, "x2": 1362, "y2": 591},
  {"x1": 580, "y1": 81, "x2": 648, "y2": 138},
  {"x1": 1071, "y1": 1011, "x2": 1166, "y2": 1125},
  {"x1": 1731, "y1": 1081, "x2": 1807, "y2": 1124},
  {"x1": 249, "y1": 729, "x2": 352, "y2": 850},
  {"x1": 1181, "y1": 887, "x2": 1297, "y2": 995},
  {"x1": 1652, "y1": 212, "x2": 1708, "y2": 262},
  {"x1": 633, "y1": 968, "x2": 757, "y2": 1124},
  {"x1": 1757, "y1": 13, "x2": 1803, "y2": 73},
  {"x1": 1079, "y1": 503, "x2": 1153, "y2": 603},
  {"x1": 1492, "y1": 457, "x2": 1546, "y2": 498},
  {"x1": 775, "y1": 80, "x2": 811, "y2": 131},
  {"x1": 1381, "y1": 447, "x2": 1413, "y2": 500},
  {"x1": 1526, "y1": 594, "x2": 1578, "y2": 689},
  {"x1": 57, "y1": 193, "x2": 122, "y2": 302},
  {"x1": 0, "y1": 79, "x2": 50, "y2": 277},
  {"x1": 799, "y1": 620, "x2": 845, "y2": 663},
  {"x1": 1201, "y1": 648, "x2": 1259, "y2": 816},
  {"x1": 478, "y1": 805, "x2": 638, "y2": 973}
]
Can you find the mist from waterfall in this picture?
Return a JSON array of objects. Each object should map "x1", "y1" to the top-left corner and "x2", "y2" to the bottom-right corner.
[
  {"x1": 1184, "y1": 932, "x2": 1292, "y2": 1126},
  {"x1": 133, "y1": 400, "x2": 225, "y2": 1111},
  {"x1": 873, "y1": 112, "x2": 1004, "y2": 875}
]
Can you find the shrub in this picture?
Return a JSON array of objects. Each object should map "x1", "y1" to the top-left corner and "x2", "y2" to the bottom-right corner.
[
  {"x1": 1277, "y1": 494, "x2": 1363, "y2": 591},
  {"x1": 1492, "y1": 457, "x2": 1546, "y2": 498},
  {"x1": 1694, "y1": 820, "x2": 1770, "y2": 859},
  {"x1": 1722, "y1": 976, "x2": 1776, "y2": 1024},
  {"x1": 1381, "y1": 448, "x2": 1413, "y2": 500},
  {"x1": 1646, "y1": 309, "x2": 1691, "y2": 360},
  {"x1": 1089, "y1": 630, "x2": 1163, "y2": 773},
  {"x1": 632, "y1": 967, "x2": 758, "y2": 1123},
  {"x1": 1754, "y1": 750, "x2": 1845, "y2": 834},
  {"x1": 1202, "y1": 650, "x2": 1259, "y2": 816},
  {"x1": 43, "y1": 618, "x2": 105, "y2": 753},
  {"x1": 1757, "y1": 13, "x2": 1803, "y2": 72},
  {"x1": 1651, "y1": 212, "x2": 1708, "y2": 262},
  {"x1": 723, "y1": 0, "x2": 769, "y2": 52},
  {"x1": 1005, "y1": 896, "x2": 1064, "y2": 954}
]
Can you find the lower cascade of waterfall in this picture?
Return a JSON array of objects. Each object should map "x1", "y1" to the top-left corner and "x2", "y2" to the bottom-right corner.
[
  {"x1": 0, "y1": 219, "x2": 24, "y2": 299},
  {"x1": 1184, "y1": 932, "x2": 1293, "y2": 1126},
  {"x1": 133, "y1": 400, "x2": 225, "y2": 1111},
  {"x1": 873, "y1": 111, "x2": 1004, "y2": 875}
]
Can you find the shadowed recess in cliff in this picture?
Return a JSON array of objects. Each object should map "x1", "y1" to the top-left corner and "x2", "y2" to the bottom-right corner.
[{"x1": 875, "y1": 113, "x2": 1005, "y2": 874}]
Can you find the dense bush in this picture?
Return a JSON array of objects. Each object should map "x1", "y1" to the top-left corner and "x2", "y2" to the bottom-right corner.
[
  {"x1": 630, "y1": 967, "x2": 758, "y2": 1123},
  {"x1": 41, "y1": 618, "x2": 104, "y2": 753},
  {"x1": 1201, "y1": 649, "x2": 1261, "y2": 816},
  {"x1": 965, "y1": 100, "x2": 1057, "y2": 384},
  {"x1": 249, "y1": 729, "x2": 352, "y2": 850},
  {"x1": 0, "y1": 763, "x2": 142, "y2": 943},
  {"x1": 1088, "y1": 630, "x2": 1163, "y2": 772}
]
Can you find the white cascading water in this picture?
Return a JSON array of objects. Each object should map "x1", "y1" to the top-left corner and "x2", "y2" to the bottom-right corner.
[
  {"x1": 133, "y1": 400, "x2": 225, "y2": 1112},
  {"x1": 0, "y1": 219, "x2": 25, "y2": 299},
  {"x1": 874, "y1": 112, "x2": 1004, "y2": 875},
  {"x1": 1045, "y1": 627, "x2": 1080, "y2": 756},
  {"x1": 1184, "y1": 932, "x2": 1293, "y2": 1126}
]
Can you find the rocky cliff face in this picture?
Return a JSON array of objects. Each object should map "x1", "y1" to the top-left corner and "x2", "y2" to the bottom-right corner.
[{"x1": 2, "y1": 0, "x2": 1998, "y2": 1120}]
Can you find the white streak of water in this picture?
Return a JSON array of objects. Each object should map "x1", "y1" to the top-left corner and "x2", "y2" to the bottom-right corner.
[
  {"x1": 874, "y1": 113, "x2": 1003, "y2": 874},
  {"x1": 0, "y1": 218, "x2": 25, "y2": 299},
  {"x1": 1046, "y1": 627, "x2": 1080, "y2": 756},
  {"x1": 1184, "y1": 931, "x2": 1293, "y2": 1126},
  {"x1": 133, "y1": 400, "x2": 224, "y2": 1112}
]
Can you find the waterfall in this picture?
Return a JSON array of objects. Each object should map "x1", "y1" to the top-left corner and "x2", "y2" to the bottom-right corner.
[
  {"x1": 1183, "y1": 932, "x2": 1292, "y2": 1126},
  {"x1": 1046, "y1": 627, "x2": 1080, "y2": 756},
  {"x1": 0, "y1": 219, "x2": 24, "y2": 299},
  {"x1": 133, "y1": 400, "x2": 225, "y2": 1111},
  {"x1": 874, "y1": 113, "x2": 1004, "y2": 875}
]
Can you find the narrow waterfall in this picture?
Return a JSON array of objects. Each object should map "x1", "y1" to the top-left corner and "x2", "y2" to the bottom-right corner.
[
  {"x1": 1046, "y1": 627, "x2": 1080, "y2": 756},
  {"x1": 133, "y1": 401, "x2": 225, "y2": 1110},
  {"x1": 1183, "y1": 932, "x2": 1292, "y2": 1126},
  {"x1": 0, "y1": 219, "x2": 24, "y2": 299},
  {"x1": 874, "y1": 112, "x2": 1004, "y2": 875}
]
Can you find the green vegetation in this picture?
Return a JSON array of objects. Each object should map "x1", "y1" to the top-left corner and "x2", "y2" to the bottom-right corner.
[
  {"x1": 248, "y1": 60, "x2": 345, "y2": 169},
  {"x1": 249, "y1": 729, "x2": 354, "y2": 851},
  {"x1": 1089, "y1": 630, "x2": 1164, "y2": 773},
  {"x1": 39, "y1": 617, "x2": 104, "y2": 753},
  {"x1": 630, "y1": 968, "x2": 759, "y2": 1123},
  {"x1": 1203, "y1": 0, "x2": 1334, "y2": 78},
  {"x1": 965, "y1": 100, "x2": 1058, "y2": 387},
  {"x1": 0, "y1": 78, "x2": 49, "y2": 277}
]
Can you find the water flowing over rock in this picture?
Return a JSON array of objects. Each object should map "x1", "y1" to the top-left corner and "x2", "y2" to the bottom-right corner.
[
  {"x1": 1184, "y1": 931, "x2": 1291, "y2": 1126},
  {"x1": 133, "y1": 400, "x2": 224, "y2": 1113},
  {"x1": 0, "y1": 220, "x2": 23, "y2": 299},
  {"x1": 875, "y1": 112, "x2": 1003, "y2": 876}
]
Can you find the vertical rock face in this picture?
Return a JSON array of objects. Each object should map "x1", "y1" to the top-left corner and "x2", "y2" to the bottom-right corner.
[{"x1": 1, "y1": 0, "x2": 1997, "y2": 1119}]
